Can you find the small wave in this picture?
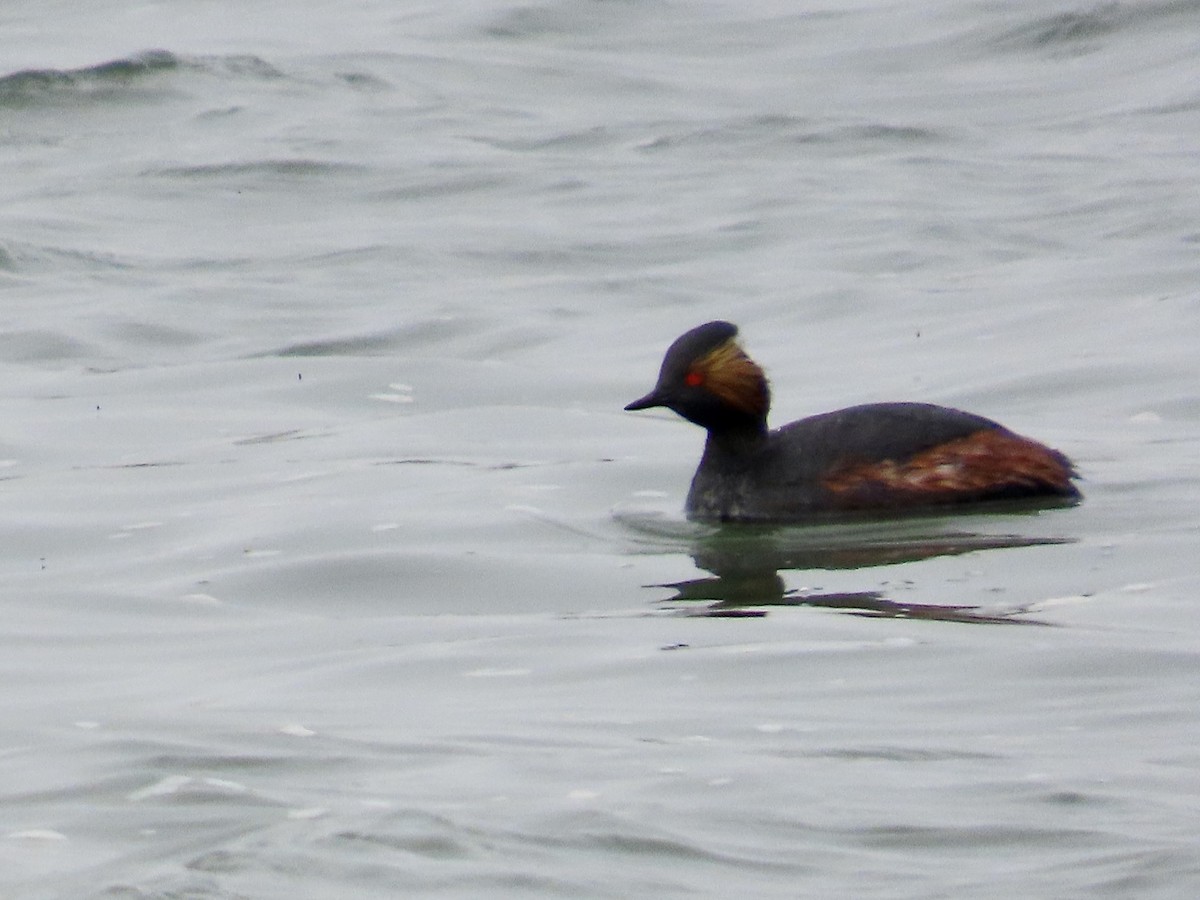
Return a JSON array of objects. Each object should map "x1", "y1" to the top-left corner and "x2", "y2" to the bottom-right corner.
[
  {"x1": 0, "y1": 50, "x2": 284, "y2": 107},
  {"x1": 0, "y1": 50, "x2": 180, "y2": 105},
  {"x1": 0, "y1": 242, "x2": 136, "y2": 275},
  {"x1": 994, "y1": 5, "x2": 1124, "y2": 51},
  {"x1": 371, "y1": 173, "x2": 511, "y2": 202},
  {"x1": 986, "y1": 1, "x2": 1200, "y2": 55},
  {"x1": 268, "y1": 315, "x2": 497, "y2": 359},
  {"x1": 483, "y1": 1, "x2": 644, "y2": 39},
  {"x1": 637, "y1": 115, "x2": 945, "y2": 157},
  {"x1": 145, "y1": 159, "x2": 372, "y2": 181},
  {"x1": 274, "y1": 332, "x2": 405, "y2": 358},
  {"x1": 0, "y1": 329, "x2": 98, "y2": 364},
  {"x1": 793, "y1": 122, "x2": 944, "y2": 147}
]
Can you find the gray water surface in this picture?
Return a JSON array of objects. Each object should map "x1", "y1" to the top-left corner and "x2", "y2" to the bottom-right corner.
[{"x1": 3, "y1": 1, "x2": 1199, "y2": 897}]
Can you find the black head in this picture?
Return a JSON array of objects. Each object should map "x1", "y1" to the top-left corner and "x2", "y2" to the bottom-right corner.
[{"x1": 625, "y1": 321, "x2": 770, "y2": 432}]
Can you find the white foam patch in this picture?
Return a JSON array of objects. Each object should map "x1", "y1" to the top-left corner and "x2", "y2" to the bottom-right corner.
[
  {"x1": 202, "y1": 778, "x2": 247, "y2": 794},
  {"x1": 370, "y1": 392, "x2": 415, "y2": 403},
  {"x1": 287, "y1": 807, "x2": 327, "y2": 820},
  {"x1": 1037, "y1": 594, "x2": 1094, "y2": 607},
  {"x1": 128, "y1": 775, "x2": 192, "y2": 801},
  {"x1": 7, "y1": 829, "x2": 68, "y2": 841},
  {"x1": 463, "y1": 668, "x2": 532, "y2": 678},
  {"x1": 178, "y1": 593, "x2": 224, "y2": 606},
  {"x1": 371, "y1": 383, "x2": 415, "y2": 403}
]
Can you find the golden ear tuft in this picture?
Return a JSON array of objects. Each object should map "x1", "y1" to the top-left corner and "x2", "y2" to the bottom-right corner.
[{"x1": 693, "y1": 340, "x2": 769, "y2": 417}]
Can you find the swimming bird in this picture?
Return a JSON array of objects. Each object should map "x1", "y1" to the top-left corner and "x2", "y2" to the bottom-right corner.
[{"x1": 625, "y1": 321, "x2": 1080, "y2": 522}]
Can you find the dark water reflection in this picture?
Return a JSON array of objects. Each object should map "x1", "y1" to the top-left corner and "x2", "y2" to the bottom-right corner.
[{"x1": 628, "y1": 508, "x2": 1076, "y2": 623}]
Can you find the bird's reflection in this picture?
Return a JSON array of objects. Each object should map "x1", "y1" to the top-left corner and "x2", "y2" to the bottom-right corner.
[{"x1": 633, "y1": 505, "x2": 1074, "y2": 623}]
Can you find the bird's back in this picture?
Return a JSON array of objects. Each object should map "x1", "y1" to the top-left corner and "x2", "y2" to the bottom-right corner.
[{"x1": 687, "y1": 402, "x2": 1078, "y2": 522}]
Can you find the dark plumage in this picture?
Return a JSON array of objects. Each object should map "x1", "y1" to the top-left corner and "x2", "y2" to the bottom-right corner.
[{"x1": 625, "y1": 321, "x2": 1080, "y2": 523}]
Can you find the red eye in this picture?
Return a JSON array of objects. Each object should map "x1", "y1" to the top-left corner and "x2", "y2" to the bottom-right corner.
[{"x1": 684, "y1": 370, "x2": 704, "y2": 387}]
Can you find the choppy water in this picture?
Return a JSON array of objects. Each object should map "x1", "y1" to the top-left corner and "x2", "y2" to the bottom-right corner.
[{"x1": 3, "y1": 1, "x2": 1200, "y2": 896}]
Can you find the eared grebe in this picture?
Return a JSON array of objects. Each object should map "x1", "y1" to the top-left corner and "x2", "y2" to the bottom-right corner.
[{"x1": 625, "y1": 321, "x2": 1080, "y2": 523}]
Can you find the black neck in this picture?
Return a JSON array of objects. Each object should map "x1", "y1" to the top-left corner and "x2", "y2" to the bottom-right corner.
[{"x1": 704, "y1": 421, "x2": 769, "y2": 460}]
